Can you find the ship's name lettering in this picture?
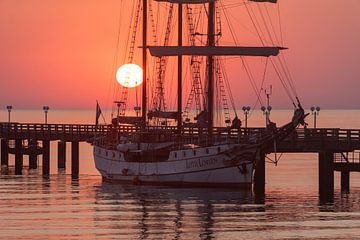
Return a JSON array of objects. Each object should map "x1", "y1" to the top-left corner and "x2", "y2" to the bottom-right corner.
[{"x1": 186, "y1": 158, "x2": 218, "y2": 169}]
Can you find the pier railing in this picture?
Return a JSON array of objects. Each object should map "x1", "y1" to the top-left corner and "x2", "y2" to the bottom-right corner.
[
  {"x1": 334, "y1": 152, "x2": 360, "y2": 164},
  {"x1": 0, "y1": 122, "x2": 109, "y2": 141},
  {"x1": 1, "y1": 122, "x2": 360, "y2": 151},
  {"x1": 275, "y1": 128, "x2": 360, "y2": 153}
]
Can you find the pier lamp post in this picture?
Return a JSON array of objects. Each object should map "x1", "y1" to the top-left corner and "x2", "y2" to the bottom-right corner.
[
  {"x1": 114, "y1": 101, "x2": 124, "y2": 125},
  {"x1": 310, "y1": 106, "x2": 320, "y2": 129},
  {"x1": 261, "y1": 105, "x2": 272, "y2": 127},
  {"x1": 6, "y1": 105, "x2": 12, "y2": 123},
  {"x1": 242, "y1": 106, "x2": 251, "y2": 129},
  {"x1": 43, "y1": 106, "x2": 49, "y2": 124},
  {"x1": 262, "y1": 85, "x2": 273, "y2": 127},
  {"x1": 134, "y1": 106, "x2": 141, "y2": 117}
]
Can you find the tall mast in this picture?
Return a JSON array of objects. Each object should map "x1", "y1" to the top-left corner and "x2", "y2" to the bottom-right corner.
[
  {"x1": 177, "y1": 3, "x2": 183, "y2": 132},
  {"x1": 207, "y1": 1, "x2": 215, "y2": 136},
  {"x1": 142, "y1": 0, "x2": 147, "y2": 125},
  {"x1": 149, "y1": 0, "x2": 284, "y2": 133}
]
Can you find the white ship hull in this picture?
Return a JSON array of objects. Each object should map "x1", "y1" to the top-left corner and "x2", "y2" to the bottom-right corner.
[{"x1": 93, "y1": 144, "x2": 255, "y2": 188}]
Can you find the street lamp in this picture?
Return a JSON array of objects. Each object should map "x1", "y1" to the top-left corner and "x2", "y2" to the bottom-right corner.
[
  {"x1": 261, "y1": 105, "x2": 272, "y2": 127},
  {"x1": 134, "y1": 106, "x2": 141, "y2": 117},
  {"x1": 43, "y1": 106, "x2": 50, "y2": 124},
  {"x1": 310, "y1": 106, "x2": 320, "y2": 128},
  {"x1": 114, "y1": 101, "x2": 124, "y2": 125},
  {"x1": 262, "y1": 85, "x2": 273, "y2": 127},
  {"x1": 242, "y1": 106, "x2": 251, "y2": 129},
  {"x1": 6, "y1": 106, "x2": 12, "y2": 123}
]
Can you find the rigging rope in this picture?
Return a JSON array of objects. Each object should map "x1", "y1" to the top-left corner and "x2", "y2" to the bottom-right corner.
[
  {"x1": 106, "y1": 0, "x2": 126, "y2": 118},
  {"x1": 148, "y1": 0, "x2": 158, "y2": 110},
  {"x1": 183, "y1": 4, "x2": 206, "y2": 121},
  {"x1": 264, "y1": 5, "x2": 281, "y2": 46},
  {"x1": 277, "y1": 2, "x2": 284, "y2": 47},
  {"x1": 152, "y1": 3, "x2": 175, "y2": 112},
  {"x1": 270, "y1": 58, "x2": 296, "y2": 107},
  {"x1": 248, "y1": 57, "x2": 268, "y2": 118},
  {"x1": 219, "y1": 58, "x2": 237, "y2": 116},
  {"x1": 243, "y1": 0, "x2": 299, "y2": 107},
  {"x1": 221, "y1": 0, "x2": 264, "y2": 108},
  {"x1": 257, "y1": 4, "x2": 276, "y2": 45},
  {"x1": 118, "y1": 0, "x2": 142, "y2": 116},
  {"x1": 261, "y1": 3, "x2": 299, "y2": 101}
]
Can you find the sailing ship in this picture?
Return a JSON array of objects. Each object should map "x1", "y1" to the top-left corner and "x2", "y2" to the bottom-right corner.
[{"x1": 93, "y1": 0, "x2": 305, "y2": 187}]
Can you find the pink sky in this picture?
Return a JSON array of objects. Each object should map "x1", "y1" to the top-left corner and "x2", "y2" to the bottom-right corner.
[{"x1": 0, "y1": 0, "x2": 360, "y2": 110}]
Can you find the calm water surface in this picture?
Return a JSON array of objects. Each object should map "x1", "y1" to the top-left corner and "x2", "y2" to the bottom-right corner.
[{"x1": 1, "y1": 109, "x2": 360, "y2": 239}]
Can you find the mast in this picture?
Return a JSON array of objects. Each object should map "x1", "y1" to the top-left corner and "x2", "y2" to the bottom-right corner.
[
  {"x1": 207, "y1": 0, "x2": 215, "y2": 136},
  {"x1": 142, "y1": 0, "x2": 147, "y2": 125},
  {"x1": 149, "y1": 0, "x2": 284, "y2": 133},
  {"x1": 177, "y1": 3, "x2": 182, "y2": 132}
]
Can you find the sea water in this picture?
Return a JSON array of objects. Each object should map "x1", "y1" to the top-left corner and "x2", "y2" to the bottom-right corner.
[{"x1": 1, "y1": 109, "x2": 360, "y2": 239}]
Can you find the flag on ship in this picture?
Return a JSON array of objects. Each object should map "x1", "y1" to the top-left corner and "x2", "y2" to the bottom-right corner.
[{"x1": 95, "y1": 101, "x2": 102, "y2": 126}]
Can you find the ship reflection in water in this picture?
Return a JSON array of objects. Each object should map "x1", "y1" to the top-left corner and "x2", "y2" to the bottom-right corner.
[
  {"x1": 94, "y1": 181, "x2": 258, "y2": 239},
  {"x1": 1, "y1": 174, "x2": 360, "y2": 239}
]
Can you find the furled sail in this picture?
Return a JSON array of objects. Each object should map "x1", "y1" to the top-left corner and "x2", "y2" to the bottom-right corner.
[
  {"x1": 155, "y1": 0, "x2": 277, "y2": 3},
  {"x1": 147, "y1": 110, "x2": 179, "y2": 120},
  {"x1": 112, "y1": 116, "x2": 143, "y2": 125},
  {"x1": 154, "y1": 0, "x2": 213, "y2": 3},
  {"x1": 148, "y1": 46, "x2": 285, "y2": 57},
  {"x1": 250, "y1": 0, "x2": 277, "y2": 3}
]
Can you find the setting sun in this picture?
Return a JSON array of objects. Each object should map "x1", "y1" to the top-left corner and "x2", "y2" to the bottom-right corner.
[{"x1": 116, "y1": 64, "x2": 143, "y2": 88}]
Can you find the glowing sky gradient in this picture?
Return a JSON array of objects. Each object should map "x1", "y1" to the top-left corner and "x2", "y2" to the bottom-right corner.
[{"x1": 0, "y1": 0, "x2": 360, "y2": 110}]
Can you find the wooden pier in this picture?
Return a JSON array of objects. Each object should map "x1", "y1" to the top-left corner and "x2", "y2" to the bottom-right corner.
[
  {"x1": 1, "y1": 122, "x2": 360, "y2": 201},
  {"x1": 0, "y1": 123, "x2": 109, "y2": 178},
  {"x1": 259, "y1": 128, "x2": 360, "y2": 201}
]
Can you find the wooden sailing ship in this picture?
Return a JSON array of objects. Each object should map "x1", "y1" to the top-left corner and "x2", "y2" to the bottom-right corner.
[{"x1": 93, "y1": 0, "x2": 305, "y2": 187}]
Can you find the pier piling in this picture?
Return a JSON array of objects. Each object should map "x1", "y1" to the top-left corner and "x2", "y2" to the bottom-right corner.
[
  {"x1": 1, "y1": 139, "x2": 9, "y2": 167},
  {"x1": 341, "y1": 170, "x2": 350, "y2": 192},
  {"x1": 15, "y1": 139, "x2": 23, "y2": 175},
  {"x1": 42, "y1": 140, "x2": 50, "y2": 176},
  {"x1": 57, "y1": 141, "x2": 66, "y2": 169},
  {"x1": 71, "y1": 141, "x2": 79, "y2": 179},
  {"x1": 254, "y1": 151, "x2": 266, "y2": 198},
  {"x1": 318, "y1": 151, "x2": 334, "y2": 201},
  {"x1": 29, "y1": 153, "x2": 38, "y2": 169},
  {"x1": 29, "y1": 140, "x2": 38, "y2": 169}
]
